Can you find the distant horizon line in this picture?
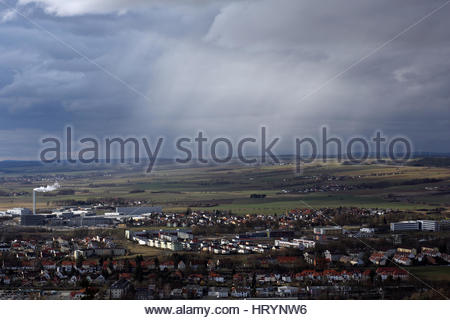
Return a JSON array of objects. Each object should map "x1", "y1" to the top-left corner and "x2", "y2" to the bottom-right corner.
[{"x1": 1, "y1": 151, "x2": 450, "y2": 164}]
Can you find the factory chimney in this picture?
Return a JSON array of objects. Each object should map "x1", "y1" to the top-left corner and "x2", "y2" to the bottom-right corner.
[
  {"x1": 33, "y1": 182, "x2": 60, "y2": 215},
  {"x1": 33, "y1": 190, "x2": 36, "y2": 215}
]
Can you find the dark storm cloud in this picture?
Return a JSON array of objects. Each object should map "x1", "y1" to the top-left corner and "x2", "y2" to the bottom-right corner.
[{"x1": 0, "y1": 0, "x2": 449, "y2": 159}]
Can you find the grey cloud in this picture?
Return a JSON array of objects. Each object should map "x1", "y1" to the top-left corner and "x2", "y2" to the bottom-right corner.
[
  {"x1": 17, "y1": 0, "x2": 225, "y2": 16},
  {"x1": 0, "y1": 0, "x2": 449, "y2": 159}
]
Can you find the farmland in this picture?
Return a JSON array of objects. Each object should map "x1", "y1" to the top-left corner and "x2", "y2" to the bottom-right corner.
[{"x1": 0, "y1": 159, "x2": 449, "y2": 214}]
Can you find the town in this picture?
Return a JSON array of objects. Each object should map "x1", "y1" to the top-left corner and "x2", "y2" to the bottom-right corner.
[{"x1": 1, "y1": 204, "x2": 449, "y2": 299}]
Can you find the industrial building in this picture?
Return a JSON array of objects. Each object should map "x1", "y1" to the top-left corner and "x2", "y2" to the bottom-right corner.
[
  {"x1": 390, "y1": 220, "x2": 441, "y2": 232},
  {"x1": 7, "y1": 208, "x2": 32, "y2": 216},
  {"x1": 313, "y1": 226, "x2": 343, "y2": 235},
  {"x1": 107, "y1": 206, "x2": 163, "y2": 216},
  {"x1": 419, "y1": 220, "x2": 439, "y2": 232},
  {"x1": 21, "y1": 214, "x2": 47, "y2": 226},
  {"x1": 439, "y1": 220, "x2": 450, "y2": 231},
  {"x1": 68, "y1": 216, "x2": 116, "y2": 227},
  {"x1": 390, "y1": 221, "x2": 420, "y2": 232}
]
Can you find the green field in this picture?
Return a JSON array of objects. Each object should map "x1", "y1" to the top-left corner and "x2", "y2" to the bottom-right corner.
[
  {"x1": 1, "y1": 160, "x2": 450, "y2": 214},
  {"x1": 406, "y1": 266, "x2": 450, "y2": 282}
]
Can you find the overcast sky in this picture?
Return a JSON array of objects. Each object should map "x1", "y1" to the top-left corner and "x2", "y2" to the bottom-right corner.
[{"x1": 0, "y1": 0, "x2": 449, "y2": 160}]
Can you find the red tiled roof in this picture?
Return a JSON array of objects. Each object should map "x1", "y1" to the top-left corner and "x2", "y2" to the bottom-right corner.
[
  {"x1": 376, "y1": 267, "x2": 408, "y2": 276},
  {"x1": 41, "y1": 260, "x2": 56, "y2": 266},
  {"x1": 82, "y1": 260, "x2": 98, "y2": 266}
]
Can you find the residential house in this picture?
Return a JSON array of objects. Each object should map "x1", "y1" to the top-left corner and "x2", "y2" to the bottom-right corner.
[
  {"x1": 421, "y1": 247, "x2": 440, "y2": 258},
  {"x1": 70, "y1": 289, "x2": 86, "y2": 300},
  {"x1": 208, "y1": 287, "x2": 229, "y2": 298},
  {"x1": 177, "y1": 261, "x2": 186, "y2": 271},
  {"x1": 160, "y1": 261, "x2": 175, "y2": 271},
  {"x1": 209, "y1": 272, "x2": 225, "y2": 283},
  {"x1": 41, "y1": 260, "x2": 57, "y2": 270},
  {"x1": 60, "y1": 261, "x2": 74, "y2": 273},
  {"x1": 376, "y1": 267, "x2": 409, "y2": 281},
  {"x1": 277, "y1": 286, "x2": 298, "y2": 297},
  {"x1": 231, "y1": 287, "x2": 250, "y2": 298},
  {"x1": 393, "y1": 254, "x2": 412, "y2": 266},
  {"x1": 369, "y1": 252, "x2": 387, "y2": 265},
  {"x1": 81, "y1": 260, "x2": 98, "y2": 273},
  {"x1": 141, "y1": 260, "x2": 156, "y2": 271},
  {"x1": 110, "y1": 279, "x2": 132, "y2": 299}
]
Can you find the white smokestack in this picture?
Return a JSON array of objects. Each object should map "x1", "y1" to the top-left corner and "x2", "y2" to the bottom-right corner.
[{"x1": 33, "y1": 182, "x2": 60, "y2": 215}]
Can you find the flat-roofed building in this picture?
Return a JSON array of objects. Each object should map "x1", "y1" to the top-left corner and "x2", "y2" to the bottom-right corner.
[
  {"x1": 293, "y1": 239, "x2": 316, "y2": 248},
  {"x1": 115, "y1": 206, "x2": 162, "y2": 216},
  {"x1": 8, "y1": 208, "x2": 32, "y2": 216},
  {"x1": 390, "y1": 221, "x2": 420, "y2": 232},
  {"x1": 21, "y1": 214, "x2": 46, "y2": 226},
  {"x1": 313, "y1": 226, "x2": 342, "y2": 235},
  {"x1": 419, "y1": 220, "x2": 439, "y2": 232},
  {"x1": 439, "y1": 220, "x2": 450, "y2": 231},
  {"x1": 274, "y1": 240, "x2": 303, "y2": 249},
  {"x1": 68, "y1": 216, "x2": 115, "y2": 227}
]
